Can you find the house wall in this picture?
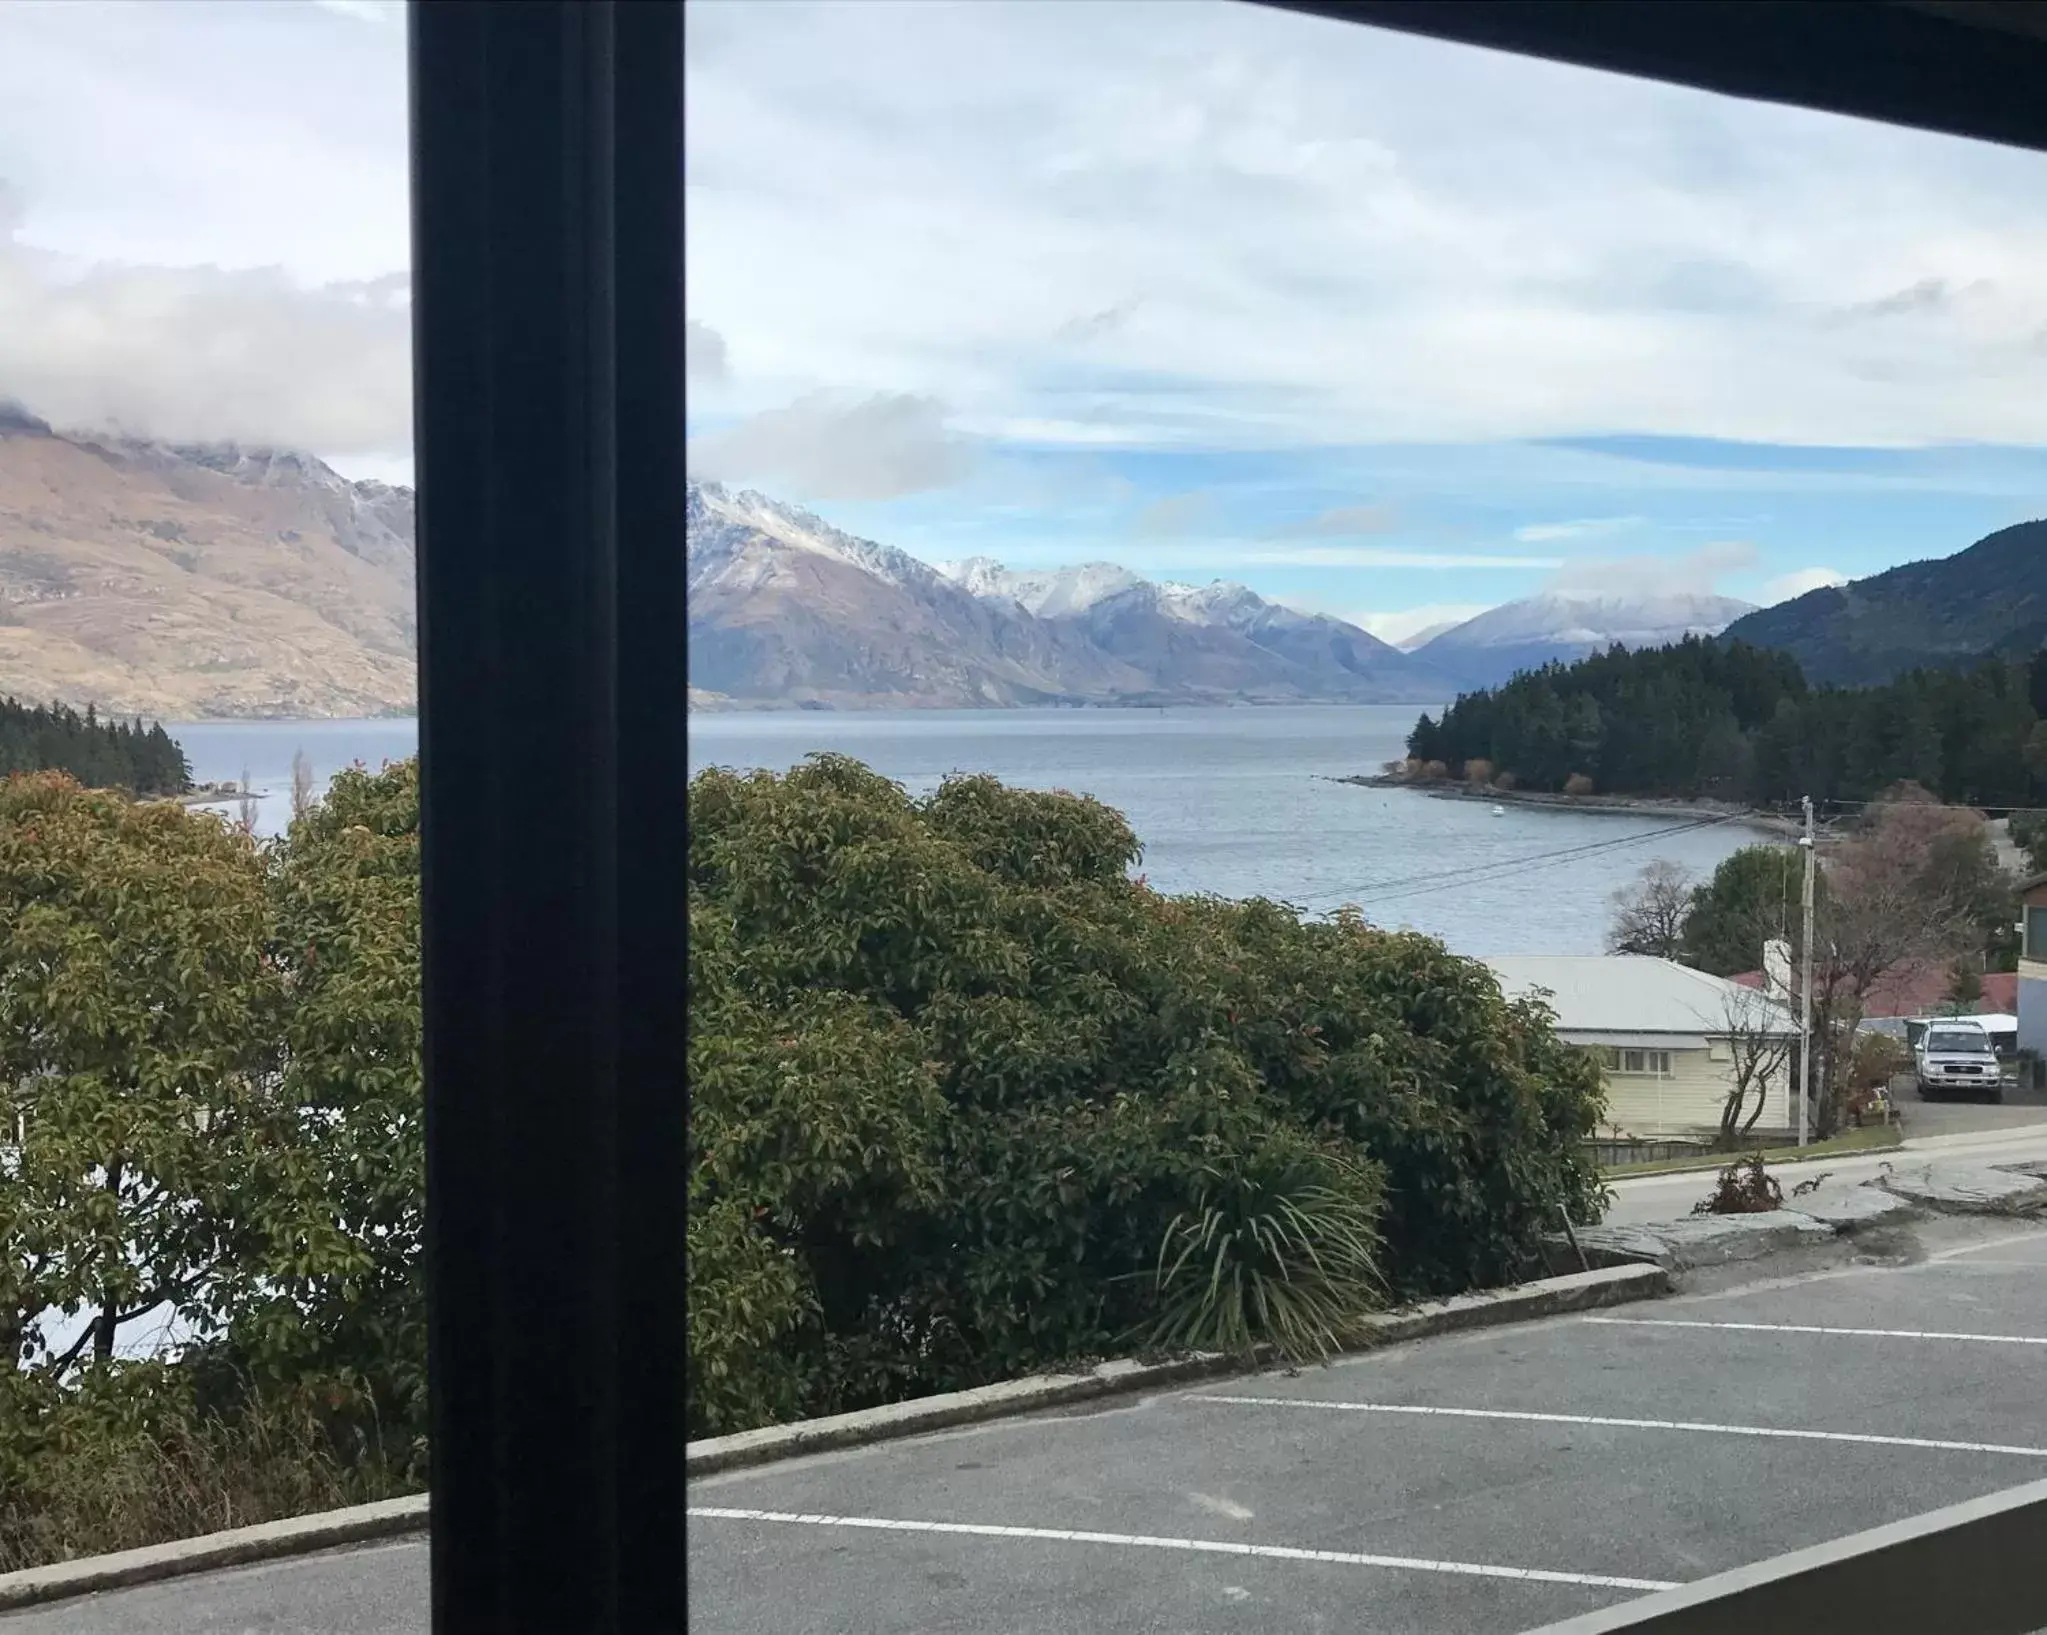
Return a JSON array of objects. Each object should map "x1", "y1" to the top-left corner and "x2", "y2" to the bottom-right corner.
[
  {"x1": 1588, "y1": 1040, "x2": 1792, "y2": 1141},
  {"x1": 2020, "y1": 882, "x2": 2047, "y2": 1057}
]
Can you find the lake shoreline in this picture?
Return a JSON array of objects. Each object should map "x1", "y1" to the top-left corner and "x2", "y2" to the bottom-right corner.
[{"x1": 1338, "y1": 774, "x2": 1799, "y2": 838}]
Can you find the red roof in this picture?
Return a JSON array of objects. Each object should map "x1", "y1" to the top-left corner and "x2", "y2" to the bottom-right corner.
[{"x1": 1727, "y1": 962, "x2": 2015, "y2": 1018}]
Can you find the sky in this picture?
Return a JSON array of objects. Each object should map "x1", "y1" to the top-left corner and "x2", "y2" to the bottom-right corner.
[{"x1": 2, "y1": 2, "x2": 2045, "y2": 639}]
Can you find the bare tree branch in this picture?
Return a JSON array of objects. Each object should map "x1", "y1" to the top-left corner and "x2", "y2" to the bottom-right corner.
[{"x1": 1607, "y1": 859, "x2": 1695, "y2": 959}]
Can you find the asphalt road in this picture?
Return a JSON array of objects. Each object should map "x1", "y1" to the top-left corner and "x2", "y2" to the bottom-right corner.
[
  {"x1": 1602, "y1": 1118, "x2": 2047, "y2": 1225},
  {"x1": 16, "y1": 1220, "x2": 2047, "y2": 1632}
]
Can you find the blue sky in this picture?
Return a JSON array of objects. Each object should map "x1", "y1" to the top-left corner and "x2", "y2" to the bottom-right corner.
[
  {"x1": 686, "y1": 1, "x2": 2047, "y2": 640},
  {"x1": 0, "y1": 1, "x2": 2042, "y2": 642}
]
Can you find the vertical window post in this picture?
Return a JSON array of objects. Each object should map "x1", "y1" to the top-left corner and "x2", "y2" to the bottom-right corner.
[{"x1": 409, "y1": 4, "x2": 685, "y2": 1630}]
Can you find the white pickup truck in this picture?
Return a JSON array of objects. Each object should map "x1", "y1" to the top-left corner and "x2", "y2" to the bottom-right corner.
[{"x1": 1914, "y1": 1020, "x2": 2004, "y2": 1102}]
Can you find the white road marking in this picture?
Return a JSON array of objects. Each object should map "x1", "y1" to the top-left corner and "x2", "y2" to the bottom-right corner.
[
  {"x1": 688, "y1": 1505, "x2": 1676, "y2": 1593},
  {"x1": 1189, "y1": 1396, "x2": 2047, "y2": 1459},
  {"x1": 1585, "y1": 1316, "x2": 2047, "y2": 1347},
  {"x1": 1930, "y1": 1231, "x2": 2047, "y2": 1262},
  {"x1": 1188, "y1": 1491, "x2": 1256, "y2": 1521}
]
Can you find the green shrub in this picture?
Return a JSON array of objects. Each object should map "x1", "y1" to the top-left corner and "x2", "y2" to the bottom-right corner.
[{"x1": 686, "y1": 756, "x2": 1607, "y2": 1436}]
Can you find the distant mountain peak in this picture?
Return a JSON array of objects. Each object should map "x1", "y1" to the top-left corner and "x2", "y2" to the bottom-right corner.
[
  {"x1": 687, "y1": 484, "x2": 1450, "y2": 708},
  {"x1": 1414, "y1": 589, "x2": 1756, "y2": 692}
]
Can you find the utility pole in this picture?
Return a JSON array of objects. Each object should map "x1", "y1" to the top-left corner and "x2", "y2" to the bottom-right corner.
[{"x1": 1798, "y1": 796, "x2": 1816, "y2": 1148}]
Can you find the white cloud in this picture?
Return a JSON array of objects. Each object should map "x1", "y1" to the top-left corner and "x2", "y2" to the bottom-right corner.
[
  {"x1": 1762, "y1": 565, "x2": 1850, "y2": 603},
  {"x1": 686, "y1": 0, "x2": 2047, "y2": 451},
  {"x1": 1348, "y1": 602, "x2": 1494, "y2": 647},
  {"x1": 313, "y1": 0, "x2": 399, "y2": 23},
  {"x1": 1548, "y1": 540, "x2": 1759, "y2": 598},
  {"x1": 0, "y1": 1, "x2": 411, "y2": 463},
  {"x1": 1513, "y1": 516, "x2": 1643, "y2": 543},
  {"x1": 0, "y1": 219, "x2": 413, "y2": 457},
  {"x1": 994, "y1": 542, "x2": 1558, "y2": 572},
  {"x1": 1132, "y1": 491, "x2": 1214, "y2": 536},
  {"x1": 687, "y1": 319, "x2": 730, "y2": 382},
  {"x1": 1286, "y1": 503, "x2": 1399, "y2": 537},
  {"x1": 686, "y1": 391, "x2": 971, "y2": 500}
]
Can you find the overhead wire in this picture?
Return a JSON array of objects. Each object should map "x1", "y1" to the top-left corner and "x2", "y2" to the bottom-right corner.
[{"x1": 1330, "y1": 812, "x2": 1748, "y2": 909}]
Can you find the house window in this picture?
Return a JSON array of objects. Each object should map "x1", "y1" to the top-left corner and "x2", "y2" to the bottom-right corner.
[
  {"x1": 2027, "y1": 905, "x2": 2047, "y2": 961},
  {"x1": 1601, "y1": 1048, "x2": 1672, "y2": 1077}
]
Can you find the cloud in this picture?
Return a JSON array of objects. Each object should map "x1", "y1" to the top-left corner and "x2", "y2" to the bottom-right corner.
[
  {"x1": 1513, "y1": 516, "x2": 1642, "y2": 543},
  {"x1": 686, "y1": 2, "x2": 2047, "y2": 451},
  {"x1": 1055, "y1": 297, "x2": 1142, "y2": 345},
  {"x1": 1548, "y1": 539, "x2": 1759, "y2": 598},
  {"x1": 1285, "y1": 503, "x2": 1398, "y2": 537},
  {"x1": 0, "y1": 202, "x2": 412, "y2": 456},
  {"x1": 1056, "y1": 544, "x2": 1558, "y2": 571},
  {"x1": 313, "y1": 0, "x2": 399, "y2": 23},
  {"x1": 1836, "y1": 277, "x2": 1988, "y2": 321},
  {"x1": 1762, "y1": 565, "x2": 1850, "y2": 604},
  {"x1": 1132, "y1": 491, "x2": 1213, "y2": 536},
  {"x1": 1350, "y1": 602, "x2": 1493, "y2": 647},
  {"x1": 686, "y1": 391, "x2": 970, "y2": 500},
  {"x1": 687, "y1": 319, "x2": 730, "y2": 382}
]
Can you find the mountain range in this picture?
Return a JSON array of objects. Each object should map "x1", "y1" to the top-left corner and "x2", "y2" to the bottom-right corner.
[
  {"x1": 687, "y1": 481, "x2": 1457, "y2": 707},
  {"x1": 1720, "y1": 519, "x2": 2047, "y2": 686},
  {"x1": 0, "y1": 404, "x2": 416, "y2": 718},
  {"x1": 4, "y1": 404, "x2": 2032, "y2": 718},
  {"x1": 1409, "y1": 590, "x2": 1757, "y2": 693}
]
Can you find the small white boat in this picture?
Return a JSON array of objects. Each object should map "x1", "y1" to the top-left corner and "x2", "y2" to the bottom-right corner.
[{"x1": 1492, "y1": 804, "x2": 1506, "y2": 816}]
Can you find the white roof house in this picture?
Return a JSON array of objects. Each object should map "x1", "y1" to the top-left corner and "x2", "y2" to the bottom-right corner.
[
  {"x1": 1484, "y1": 955, "x2": 1802, "y2": 1140},
  {"x1": 1484, "y1": 955, "x2": 1800, "y2": 1046}
]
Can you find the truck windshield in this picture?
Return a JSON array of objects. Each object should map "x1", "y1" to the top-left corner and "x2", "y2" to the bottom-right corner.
[{"x1": 1927, "y1": 1031, "x2": 1993, "y2": 1054}]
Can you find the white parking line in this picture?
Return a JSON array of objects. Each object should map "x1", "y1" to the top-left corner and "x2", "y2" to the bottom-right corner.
[
  {"x1": 1188, "y1": 1396, "x2": 2047, "y2": 1459},
  {"x1": 688, "y1": 1505, "x2": 1678, "y2": 1593},
  {"x1": 1585, "y1": 1316, "x2": 2047, "y2": 1346}
]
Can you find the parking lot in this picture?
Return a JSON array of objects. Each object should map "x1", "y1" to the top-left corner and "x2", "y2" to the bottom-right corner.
[{"x1": 688, "y1": 1222, "x2": 2047, "y2": 1635}]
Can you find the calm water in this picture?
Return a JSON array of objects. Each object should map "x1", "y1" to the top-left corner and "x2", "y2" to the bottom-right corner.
[
  {"x1": 687, "y1": 705, "x2": 1762, "y2": 956},
  {"x1": 171, "y1": 707, "x2": 1760, "y2": 954}
]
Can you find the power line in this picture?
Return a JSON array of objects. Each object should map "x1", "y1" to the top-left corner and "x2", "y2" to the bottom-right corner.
[{"x1": 1343, "y1": 813, "x2": 1745, "y2": 908}]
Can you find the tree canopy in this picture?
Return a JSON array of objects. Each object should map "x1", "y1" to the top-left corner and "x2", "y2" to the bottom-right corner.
[
  {"x1": 688, "y1": 754, "x2": 1607, "y2": 1437},
  {"x1": 0, "y1": 700, "x2": 190, "y2": 797},
  {"x1": 1410, "y1": 639, "x2": 2047, "y2": 811}
]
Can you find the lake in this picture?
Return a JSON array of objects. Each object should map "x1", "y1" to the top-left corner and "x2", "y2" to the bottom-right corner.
[{"x1": 172, "y1": 706, "x2": 1762, "y2": 955}]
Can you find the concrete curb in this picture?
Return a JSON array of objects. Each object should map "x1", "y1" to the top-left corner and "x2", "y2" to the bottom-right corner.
[
  {"x1": 0, "y1": 1493, "x2": 428, "y2": 1613},
  {"x1": 687, "y1": 1262, "x2": 1670, "y2": 1480}
]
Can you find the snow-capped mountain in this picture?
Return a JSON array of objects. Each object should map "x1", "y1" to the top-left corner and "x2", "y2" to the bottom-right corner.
[
  {"x1": 687, "y1": 483, "x2": 1141, "y2": 707},
  {"x1": 686, "y1": 484, "x2": 1454, "y2": 708},
  {"x1": 1413, "y1": 591, "x2": 1758, "y2": 692},
  {"x1": 935, "y1": 558, "x2": 1143, "y2": 619}
]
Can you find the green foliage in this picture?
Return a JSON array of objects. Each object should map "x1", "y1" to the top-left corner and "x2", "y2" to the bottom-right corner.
[
  {"x1": 0, "y1": 761, "x2": 429, "y2": 1568},
  {"x1": 1681, "y1": 846, "x2": 1806, "y2": 976},
  {"x1": 221, "y1": 760, "x2": 426, "y2": 1457},
  {"x1": 1412, "y1": 638, "x2": 2047, "y2": 813},
  {"x1": 1141, "y1": 1135, "x2": 1383, "y2": 1362},
  {"x1": 0, "y1": 774, "x2": 278, "y2": 1375},
  {"x1": 0, "y1": 700, "x2": 189, "y2": 796},
  {"x1": 687, "y1": 755, "x2": 1608, "y2": 1437},
  {"x1": 0, "y1": 1364, "x2": 406, "y2": 1572}
]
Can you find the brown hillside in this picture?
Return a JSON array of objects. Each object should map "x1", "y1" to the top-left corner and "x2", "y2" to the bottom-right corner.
[{"x1": 0, "y1": 407, "x2": 416, "y2": 719}]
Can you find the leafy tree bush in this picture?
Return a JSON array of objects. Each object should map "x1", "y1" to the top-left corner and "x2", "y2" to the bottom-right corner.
[
  {"x1": 687, "y1": 756, "x2": 1607, "y2": 1437},
  {"x1": 0, "y1": 767, "x2": 425, "y2": 1567},
  {"x1": 0, "y1": 774, "x2": 277, "y2": 1374}
]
